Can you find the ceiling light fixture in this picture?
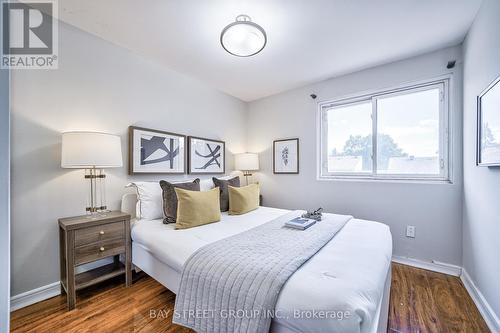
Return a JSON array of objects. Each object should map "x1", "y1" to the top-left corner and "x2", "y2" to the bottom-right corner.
[{"x1": 220, "y1": 14, "x2": 267, "y2": 57}]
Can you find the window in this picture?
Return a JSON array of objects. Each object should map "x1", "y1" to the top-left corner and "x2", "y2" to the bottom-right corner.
[{"x1": 319, "y1": 79, "x2": 450, "y2": 181}]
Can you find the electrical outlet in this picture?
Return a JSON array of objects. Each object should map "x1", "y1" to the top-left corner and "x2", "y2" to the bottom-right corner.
[{"x1": 406, "y1": 225, "x2": 416, "y2": 238}]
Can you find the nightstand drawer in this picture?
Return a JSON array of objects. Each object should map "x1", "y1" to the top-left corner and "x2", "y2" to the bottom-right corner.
[
  {"x1": 75, "y1": 238, "x2": 125, "y2": 265},
  {"x1": 75, "y1": 221, "x2": 125, "y2": 247}
]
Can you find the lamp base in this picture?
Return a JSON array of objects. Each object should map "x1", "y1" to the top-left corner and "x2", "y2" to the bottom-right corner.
[
  {"x1": 86, "y1": 206, "x2": 107, "y2": 213},
  {"x1": 84, "y1": 211, "x2": 112, "y2": 220},
  {"x1": 85, "y1": 167, "x2": 108, "y2": 215},
  {"x1": 243, "y1": 171, "x2": 253, "y2": 186}
]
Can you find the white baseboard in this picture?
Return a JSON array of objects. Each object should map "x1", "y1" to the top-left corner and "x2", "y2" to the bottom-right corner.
[
  {"x1": 392, "y1": 255, "x2": 462, "y2": 276},
  {"x1": 10, "y1": 257, "x2": 115, "y2": 312},
  {"x1": 10, "y1": 282, "x2": 61, "y2": 312},
  {"x1": 461, "y1": 269, "x2": 500, "y2": 333},
  {"x1": 393, "y1": 256, "x2": 499, "y2": 332}
]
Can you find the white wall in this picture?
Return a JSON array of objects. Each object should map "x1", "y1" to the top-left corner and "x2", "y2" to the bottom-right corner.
[
  {"x1": 1, "y1": 68, "x2": 11, "y2": 330},
  {"x1": 10, "y1": 22, "x2": 247, "y2": 296},
  {"x1": 462, "y1": 0, "x2": 500, "y2": 324},
  {"x1": 247, "y1": 46, "x2": 464, "y2": 265}
]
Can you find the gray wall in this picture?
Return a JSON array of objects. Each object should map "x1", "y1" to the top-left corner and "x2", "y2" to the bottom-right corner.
[
  {"x1": 12, "y1": 11, "x2": 498, "y2": 321},
  {"x1": 10, "y1": 22, "x2": 247, "y2": 296},
  {"x1": 462, "y1": 0, "x2": 500, "y2": 322},
  {"x1": 1, "y1": 68, "x2": 11, "y2": 329},
  {"x1": 247, "y1": 46, "x2": 464, "y2": 265}
]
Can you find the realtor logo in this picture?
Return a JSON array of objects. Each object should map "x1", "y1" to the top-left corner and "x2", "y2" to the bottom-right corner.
[{"x1": 1, "y1": 0, "x2": 58, "y2": 69}]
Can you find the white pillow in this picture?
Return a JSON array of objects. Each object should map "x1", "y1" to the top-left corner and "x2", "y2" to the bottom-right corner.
[
  {"x1": 199, "y1": 176, "x2": 240, "y2": 191},
  {"x1": 126, "y1": 182, "x2": 163, "y2": 220},
  {"x1": 135, "y1": 201, "x2": 141, "y2": 220},
  {"x1": 200, "y1": 178, "x2": 215, "y2": 191},
  {"x1": 126, "y1": 177, "x2": 239, "y2": 220}
]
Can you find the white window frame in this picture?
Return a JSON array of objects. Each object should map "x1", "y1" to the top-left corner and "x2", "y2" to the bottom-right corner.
[{"x1": 318, "y1": 77, "x2": 451, "y2": 182}]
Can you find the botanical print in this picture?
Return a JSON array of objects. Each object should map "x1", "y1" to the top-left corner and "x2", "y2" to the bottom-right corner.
[
  {"x1": 274, "y1": 138, "x2": 299, "y2": 174},
  {"x1": 129, "y1": 127, "x2": 185, "y2": 174},
  {"x1": 281, "y1": 146, "x2": 289, "y2": 166},
  {"x1": 188, "y1": 137, "x2": 225, "y2": 174}
]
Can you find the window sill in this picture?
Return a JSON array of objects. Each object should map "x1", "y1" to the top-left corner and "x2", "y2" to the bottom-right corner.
[{"x1": 317, "y1": 175, "x2": 453, "y2": 185}]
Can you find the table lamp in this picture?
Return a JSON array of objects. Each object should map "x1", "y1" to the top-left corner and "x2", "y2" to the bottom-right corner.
[
  {"x1": 234, "y1": 153, "x2": 259, "y2": 185},
  {"x1": 61, "y1": 131, "x2": 123, "y2": 214}
]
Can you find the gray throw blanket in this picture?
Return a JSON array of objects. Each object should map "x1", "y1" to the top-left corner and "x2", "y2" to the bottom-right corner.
[{"x1": 173, "y1": 210, "x2": 352, "y2": 333}]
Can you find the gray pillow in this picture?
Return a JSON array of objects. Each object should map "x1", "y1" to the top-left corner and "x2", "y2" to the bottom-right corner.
[
  {"x1": 213, "y1": 176, "x2": 240, "y2": 212},
  {"x1": 160, "y1": 179, "x2": 200, "y2": 224}
]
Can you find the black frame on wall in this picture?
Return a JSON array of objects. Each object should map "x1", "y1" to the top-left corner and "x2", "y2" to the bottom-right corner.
[
  {"x1": 187, "y1": 136, "x2": 226, "y2": 175},
  {"x1": 476, "y1": 75, "x2": 500, "y2": 167},
  {"x1": 128, "y1": 126, "x2": 187, "y2": 175},
  {"x1": 273, "y1": 138, "x2": 300, "y2": 174}
]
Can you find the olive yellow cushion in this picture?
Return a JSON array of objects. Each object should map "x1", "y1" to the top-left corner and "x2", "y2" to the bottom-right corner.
[
  {"x1": 228, "y1": 184, "x2": 260, "y2": 215},
  {"x1": 174, "y1": 187, "x2": 221, "y2": 229}
]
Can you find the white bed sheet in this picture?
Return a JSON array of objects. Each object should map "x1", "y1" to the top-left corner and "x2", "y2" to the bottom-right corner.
[{"x1": 131, "y1": 206, "x2": 392, "y2": 333}]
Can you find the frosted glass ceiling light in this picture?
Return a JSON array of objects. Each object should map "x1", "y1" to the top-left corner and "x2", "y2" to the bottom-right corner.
[{"x1": 220, "y1": 15, "x2": 267, "y2": 57}]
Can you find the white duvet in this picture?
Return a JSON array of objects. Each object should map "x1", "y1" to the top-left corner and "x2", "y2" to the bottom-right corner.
[{"x1": 131, "y1": 206, "x2": 392, "y2": 333}]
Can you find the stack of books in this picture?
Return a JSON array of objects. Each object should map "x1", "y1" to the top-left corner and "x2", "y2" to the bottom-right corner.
[{"x1": 285, "y1": 217, "x2": 317, "y2": 230}]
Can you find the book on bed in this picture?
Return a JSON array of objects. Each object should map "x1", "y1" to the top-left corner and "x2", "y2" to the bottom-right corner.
[{"x1": 285, "y1": 217, "x2": 316, "y2": 230}]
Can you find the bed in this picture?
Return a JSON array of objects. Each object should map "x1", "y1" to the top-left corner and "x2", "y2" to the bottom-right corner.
[{"x1": 121, "y1": 194, "x2": 392, "y2": 333}]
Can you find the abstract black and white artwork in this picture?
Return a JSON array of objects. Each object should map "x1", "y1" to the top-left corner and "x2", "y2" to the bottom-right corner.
[
  {"x1": 129, "y1": 126, "x2": 185, "y2": 174},
  {"x1": 273, "y1": 138, "x2": 299, "y2": 174},
  {"x1": 477, "y1": 75, "x2": 500, "y2": 166},
  {"x1": 188, "y1": 136, "x2": 225, "y2": 174}
]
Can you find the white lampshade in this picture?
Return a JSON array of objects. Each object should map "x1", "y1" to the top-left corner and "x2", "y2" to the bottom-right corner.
[
  {"x1": 235, "y1": 153, "x2": 259, "y2": 171},
  {"x1": 61, "y1": 131, "x2": 123, "y2": 168}
]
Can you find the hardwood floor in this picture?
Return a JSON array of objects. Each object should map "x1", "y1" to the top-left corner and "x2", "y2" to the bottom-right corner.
[
  {"x1": 10, "y1": 272, "x2": 190, "y2": 333},
  {"x1": 11, "y1": 264, "x2": 489, "y2": 332},
  {"x1": 389, "y1": 263, "x2": 490, "y2": 333}
]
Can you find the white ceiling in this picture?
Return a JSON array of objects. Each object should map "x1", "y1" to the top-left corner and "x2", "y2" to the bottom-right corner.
[{"x1": 56, "y1": 0, "x2": 482, "y2": 102}]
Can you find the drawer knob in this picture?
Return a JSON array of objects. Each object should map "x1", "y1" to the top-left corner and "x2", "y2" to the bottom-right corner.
[
  {"x1": 99, "y1": 247, "x2": 105, "y2": 252},
  {"x1": 99, "y1": 230, "x2": 105, "y2": 235}
]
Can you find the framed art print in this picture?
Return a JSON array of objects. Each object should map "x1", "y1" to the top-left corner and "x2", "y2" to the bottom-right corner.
[
  {"x1": 188, "y1": 136, "x2": 225, "y2": 174},
  {"x1": 129, "y1": 126, "x2": 186, "y2": 174},
  {"x1": 273, "y1": 138, "x2": 299, "y2": 174},
  {"x1": 477, "y1": 75, "x2": 500, "y2": 166}
]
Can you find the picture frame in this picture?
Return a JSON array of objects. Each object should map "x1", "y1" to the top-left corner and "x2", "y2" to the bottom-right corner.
[
  {"x1": 273, "y1": 138, "x2": 299, "y2": 174},
  {"x1": 128, "y1": 126, "x2": 186, "y2": 174},
  {"x1": 187, "y1": 136, "x2": 225, "y2": 174},
  {"x1": 477, "y1": 75, "x2": 500, "y2": 167}
]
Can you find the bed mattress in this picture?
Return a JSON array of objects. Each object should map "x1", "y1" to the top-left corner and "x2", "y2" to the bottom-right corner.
[{"x1": 131, "y1": 206, "x2": 392, "y2": 333}]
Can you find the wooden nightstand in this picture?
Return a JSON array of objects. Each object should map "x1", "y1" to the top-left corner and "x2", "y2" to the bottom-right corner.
[{"x1": 58, "y1": 211, "x2": 131, "y2": 310}]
